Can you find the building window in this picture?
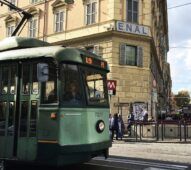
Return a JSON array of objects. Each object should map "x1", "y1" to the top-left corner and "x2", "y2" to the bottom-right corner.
[
  {"x1": 6, "y1": 24, "x2": 15, "y2": 37},
  {"x1": 8, "y1": 0, "x2": 16, "y2": 11},
  {"x1": 29, "y1": 18, "x2": 37, "y2": 38},
  {"x1": 54, "y1": 11, "x2": 64, "y2": 32},
  {"x1": 126, "y1": 0, "x2": 139, "y2": 23},
  {"x1": 85, "y1": 0, "x2": 97, "y2": 25},
  {"x1": 30, "y1": 0, "x2": 39, "y2": 3},
  {"x1": 9, "y1": 0, "x2": 16, "y2": 6},
  {"x1": 119, "y1": 44, "x2": 143, "y2": 67}
]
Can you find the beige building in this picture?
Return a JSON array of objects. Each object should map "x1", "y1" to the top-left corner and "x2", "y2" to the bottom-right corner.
[{"x1": 0, "y1": 0, "x2": 171, "y2": 120}]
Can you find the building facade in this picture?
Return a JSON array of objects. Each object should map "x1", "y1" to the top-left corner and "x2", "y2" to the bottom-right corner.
[{"x1": 0, "y1": 0, "x2": 171, "y2": 120}]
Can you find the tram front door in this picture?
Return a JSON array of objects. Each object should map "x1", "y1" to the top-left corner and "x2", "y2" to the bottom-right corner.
[{"x1": 0, "y1": 62, "x2": 39, "y2": 160}]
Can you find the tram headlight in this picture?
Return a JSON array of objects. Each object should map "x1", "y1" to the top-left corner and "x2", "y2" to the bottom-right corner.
[{"x1": 96, "y1": 120, "x2": 105, "y2": 133}]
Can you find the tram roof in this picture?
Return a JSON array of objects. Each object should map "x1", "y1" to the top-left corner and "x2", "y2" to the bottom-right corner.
[
  {"x1": 0, "y1": 36, "x2": 50, "y2": 51},
  {"x1": 0, "y1": 37, "x2": 109, "y2": 70}
]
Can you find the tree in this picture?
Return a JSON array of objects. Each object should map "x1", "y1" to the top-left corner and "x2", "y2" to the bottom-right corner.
[
  {"x1": 174, "y1": 90, "x2": 190, "y2": 108},
  {"x1": 170, "y1": 92, "x2": 178, "y2": 111}
]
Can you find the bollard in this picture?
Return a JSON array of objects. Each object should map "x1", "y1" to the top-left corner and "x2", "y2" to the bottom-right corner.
[
  {"x1": 179, "y1": 121, "x2": 182, "y2": 142},
  {"x1": 156, "y1": 121, "x2": 159, "y2": 141},
  {"x1": 139, "y1": 122, "x2": 142, "y2": 141},
  {"x1": 133, "y1": 122, "x2": 136, "y2": 137},
  {"x1": 135, "y1": 121, "x2": 138, "y2": 142},
  {"x1": 161, "y1": 121, "x2": 164, "y2": 141},
  {"x1": 184, "y1": 121, "x2": 186, "y2": 142}
]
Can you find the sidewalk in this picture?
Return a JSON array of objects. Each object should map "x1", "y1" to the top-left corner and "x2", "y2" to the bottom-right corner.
[{"x1": 109, "y1": 140, "x2": 191, "y2": 164}]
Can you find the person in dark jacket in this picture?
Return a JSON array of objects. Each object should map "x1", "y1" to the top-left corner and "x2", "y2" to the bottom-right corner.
[
  {"x1": 127, "y1": 112, "x2": 134, "y2": 136},
  {"x1": 111, "y1": 113, "x2": 119, "y2": 140},
  {"x1": 63, "y1": 81, "x2": 81, "y2": 104},
  {"x1": 118, "y1": 114, "x2": 125, "y2": 140}
]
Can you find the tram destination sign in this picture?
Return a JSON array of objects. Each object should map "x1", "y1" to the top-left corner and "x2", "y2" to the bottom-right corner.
[
  {"x1": 83, "y1": 56, "x2": 107, "y2": 69},
  {"x1": 116, "y1": 21, "x2": 150, "y2": 36}
]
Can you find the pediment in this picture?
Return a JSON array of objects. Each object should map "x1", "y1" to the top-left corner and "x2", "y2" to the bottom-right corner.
[
  {"x1": 4, "y1": 15, "x2": 18, "y2": 23},
  {"x1": 27, "y1": 7, "x2": 40, "y2": 15},
  {"x1": 52, "y1": 0, "x2": 66, "y2": 9}
]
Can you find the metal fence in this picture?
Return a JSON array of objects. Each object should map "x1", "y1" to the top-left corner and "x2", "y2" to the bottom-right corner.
[{"x1": 125, "y1": 120, "x2": 191, "y2": 143}]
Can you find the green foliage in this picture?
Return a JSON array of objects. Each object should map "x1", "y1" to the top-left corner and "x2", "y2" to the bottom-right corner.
[{"x1": 174, "y1": 90, "x2": 190, "y2": 108}]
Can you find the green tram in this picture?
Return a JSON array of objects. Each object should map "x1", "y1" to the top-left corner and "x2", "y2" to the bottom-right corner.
[{"x1": 0, "y1": 37, "x2": 111, "y2": 166}]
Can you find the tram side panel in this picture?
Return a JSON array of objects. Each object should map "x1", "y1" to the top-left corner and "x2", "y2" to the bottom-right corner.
[{"x1": 36, "y1": 107, "x2": 59, "y2": 163}]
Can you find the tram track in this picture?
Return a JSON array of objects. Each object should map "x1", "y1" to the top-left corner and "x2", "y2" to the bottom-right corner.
[
  {"x1": 4, "y1": 156, "x2": 190, "y2": 170},
  {"x1": 90, "y1": 156, "x2": 189, "y2": 170}
]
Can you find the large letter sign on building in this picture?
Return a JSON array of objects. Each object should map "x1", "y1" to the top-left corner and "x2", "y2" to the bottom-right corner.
[
  {"x1": 116, "y1": 21, "x2": 150, "y2": 36},
  {"x1": 107, "y1": 80, "x2": 117, "y2": 95}
]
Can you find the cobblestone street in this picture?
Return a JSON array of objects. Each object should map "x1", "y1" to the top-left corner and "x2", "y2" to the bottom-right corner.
[{"x1": 109, "y1": 140, "x2": 191, "y2": 164}]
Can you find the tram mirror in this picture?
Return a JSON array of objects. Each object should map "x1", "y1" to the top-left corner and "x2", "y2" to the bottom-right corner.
[{"x1": 37, "y1": 63, "x2": 49, "y2": 82}]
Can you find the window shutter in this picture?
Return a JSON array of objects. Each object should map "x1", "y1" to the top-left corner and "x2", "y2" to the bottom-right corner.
[
  {"x1": 119, "y1": 43, "x2": 126, "y2": 65},
  {"x1": 137, "y1": 46, "x2": 143, "y2": 67}
]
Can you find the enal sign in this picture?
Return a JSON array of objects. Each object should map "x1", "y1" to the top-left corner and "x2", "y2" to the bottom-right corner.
[{"x1": 116, "y1": 21, "x2": 150, "y2": 36}]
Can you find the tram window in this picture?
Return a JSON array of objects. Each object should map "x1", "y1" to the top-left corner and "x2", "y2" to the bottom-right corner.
[
  {"x1": 10, "y1": 66, "x2": 16, "y2": 94},
  {"x1": 61, "y1": 64, "x2": 83, "y2": 106},
  {"x1": 41, "y1": 62, "x2": 57, "y2": 103},
  {"x1": 0, "y1": 102, "x2": 7, "y2": 136},
  {"x1": 82, "y1": 68, "x2": 108, "y2": 105},
  {"x1": 8, "y1": 102, "x2": 15, "y2": 136},
  {"x1": 22, "y1": 65, "x2": 30, "y2": 94},
  {"x1": 32, "y1": 64, "x2": 39, "y2": 94},
  {"x1": 1, "y1": 67, "x2": 9, "y2": 94},
  {"x1": 19, "y1": 101, "x2": 28, "y2": 137},
  {"x1": 29, "y1": 101, "x2": 37, "y2": 137}
]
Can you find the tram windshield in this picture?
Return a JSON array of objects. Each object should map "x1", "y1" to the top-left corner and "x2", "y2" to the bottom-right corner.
[
  {"x1": 81, "y1": 67, "x2": 108, "y2": 106},
  {"x1": 61, "y1": 64, "x2": 83, "y2": 106},
  {"x1": 60, "y1": 64, "x2": 108, "y2": 106}
]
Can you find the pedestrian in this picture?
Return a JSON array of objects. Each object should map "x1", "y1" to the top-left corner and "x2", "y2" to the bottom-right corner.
[
  {"x1": 118, "y1": 114, "x2": 125, "y2": 140},
  {"x1": 143, "y1": 109, "x2": 148, "y2": 122},
  {"x1": 111, "y1": 113, "x2": 119, "y2": 140},
  {"x1": 127, "y1": 112, "x2": 134, "y2": 136}
]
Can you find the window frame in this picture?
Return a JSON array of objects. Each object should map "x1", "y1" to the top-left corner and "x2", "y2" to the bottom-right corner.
[
  {"x1": 54, "y1": 10, "x2": 64, "y2": 33},
  {"x1": 28, "y1": 17, "x2": 37, "y2": 38},
  {"x1": 85, "y1": 0, "x2": 97, "y2": 25},
  {"x1": 125, "y1": 45, "x2": 137, "y2": 66},
  {"x1": 6, "y1": 23, "x2": 15, "y2": 37},
  {"x1": 119, "y1": 43, "x2": 143, "y2": 67},
  {"x1": 30, "y1": 0, "x2": 40, "y2": 4},
  {"x1": 8, "y1": 0, "x2": 16, "y2": 11},
  {"x1": 126, "y1": 0, "x2": 139, "y2": 23},
  {"x1": 59, "y1": 63, "x2": 85, "y2": 107},
  {"x1": 80, "y1": 66, "x2": 109, "y2": 107},
  {"x1": 40, "y1": 60, "x2": 58, "y2": 105}
]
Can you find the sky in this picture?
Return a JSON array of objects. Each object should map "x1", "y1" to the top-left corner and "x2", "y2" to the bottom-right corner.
[{"x1": 167, "y1": 0, "x2": 191, "y2": 94}]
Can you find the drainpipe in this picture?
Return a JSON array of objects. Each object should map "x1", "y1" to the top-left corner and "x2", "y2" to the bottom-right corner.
[{"x1": 43, "y1": 0, "x2": 48, "y2": 41}]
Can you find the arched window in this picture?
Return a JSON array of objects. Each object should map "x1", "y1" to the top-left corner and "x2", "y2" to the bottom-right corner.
[
  {"x1": 52, "y1": 0, "x2": 67, "y2": 33},
  {"x1": 4, "y1": 15, "x2": 18, "y2": 37},
  {"x1": 27, "y1": 7, "x2": 40, "y2": 38}
]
